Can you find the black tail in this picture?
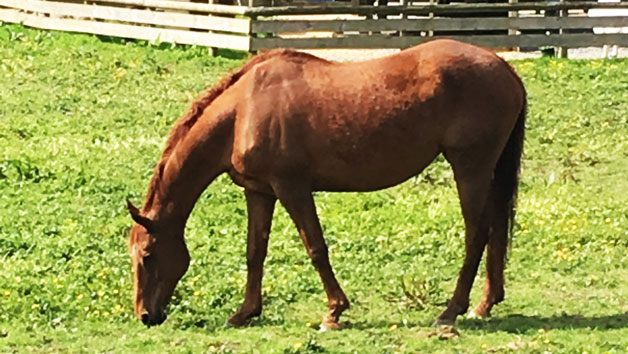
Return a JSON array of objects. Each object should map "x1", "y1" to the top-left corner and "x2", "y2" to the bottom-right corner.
[{"x1": 493, "y1": 93, "x2": 526, "y2": 243}]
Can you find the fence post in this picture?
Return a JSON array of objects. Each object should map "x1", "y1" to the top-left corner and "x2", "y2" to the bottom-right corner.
[
  {"x1": 400, "y1": 0, "x2": 407, "y2": 37},
  {"x1": 508, "y1": 0, "x2": 518, "y2": 51},
  {"x1": 557, "y1": 0, "x2": 568, "y2": 57},
  {"x1": 428, "y1": 0, "x2": 434, "y2": 37}
]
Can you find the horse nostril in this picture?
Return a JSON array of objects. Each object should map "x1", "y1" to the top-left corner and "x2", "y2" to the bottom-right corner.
[{"x1": 141, "y1": 313, "x2": 150, "y2": 325}]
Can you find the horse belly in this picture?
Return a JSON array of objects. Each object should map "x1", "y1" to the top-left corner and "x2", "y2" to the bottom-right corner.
[{"x1": 309, "y1": 138, "x2": 441, "y2": 192}]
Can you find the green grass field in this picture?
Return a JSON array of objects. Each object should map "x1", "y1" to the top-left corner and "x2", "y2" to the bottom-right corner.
[{"x1": 1, "y1": 24, "x2": 628, "y2": 353}]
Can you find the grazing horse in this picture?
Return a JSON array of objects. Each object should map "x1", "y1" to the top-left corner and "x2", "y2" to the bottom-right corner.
[{"x1": 127, "y1": 39, "x2": 526, "y2": 329}]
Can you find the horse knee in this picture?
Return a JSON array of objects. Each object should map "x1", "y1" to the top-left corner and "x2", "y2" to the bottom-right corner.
[{"x1": 307, "y1": 245, "x2": 329, "y2": 265}]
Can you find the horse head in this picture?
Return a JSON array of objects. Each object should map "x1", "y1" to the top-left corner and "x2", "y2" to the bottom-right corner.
[{"x1": 127, "y1": 200, "x2": 189, "y2": 326}]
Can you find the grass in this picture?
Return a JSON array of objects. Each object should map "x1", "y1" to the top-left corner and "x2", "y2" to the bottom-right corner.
[{"x1": 1, "y1": 24, "x2": 628, "y2": 353}]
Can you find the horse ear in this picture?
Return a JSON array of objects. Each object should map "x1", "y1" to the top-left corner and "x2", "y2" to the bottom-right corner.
[{"x1": 126, "y1": 199, "x2": 155, "y2": 232}]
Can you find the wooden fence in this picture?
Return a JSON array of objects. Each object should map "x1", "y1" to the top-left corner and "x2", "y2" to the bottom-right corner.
[{"x1": 1, "y1": 0, "x2": 628, "y2": 52}]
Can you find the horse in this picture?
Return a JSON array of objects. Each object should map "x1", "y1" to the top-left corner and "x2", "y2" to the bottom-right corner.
[{"x1": 126, "y1": 39, "x2": 526, "y2": 329}]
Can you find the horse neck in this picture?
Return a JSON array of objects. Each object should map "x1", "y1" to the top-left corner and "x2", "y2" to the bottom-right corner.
[{"x1": 147, "y1": 110, "x2": 234, "y2": 226}]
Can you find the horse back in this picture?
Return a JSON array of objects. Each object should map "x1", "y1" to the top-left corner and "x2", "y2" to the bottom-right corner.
[{"x1": 230, "y1": 40, "x2": 525, "y2": 191}]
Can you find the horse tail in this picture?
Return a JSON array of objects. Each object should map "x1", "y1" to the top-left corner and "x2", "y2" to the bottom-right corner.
[{"x1": 492, "y1": 90, "x2": 526, "y2": 245}]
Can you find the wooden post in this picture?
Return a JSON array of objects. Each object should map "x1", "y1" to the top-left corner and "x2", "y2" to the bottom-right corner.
[
  {"x1": 195, "y1": 0, "x2": 215, "y2": 56},
  {"x1": 508, "y1": 0, "x2": 518, "y2": 51},
  {"x1": 557, "y1": 0, "x2": 568, "y2": 58},
  {"x1": 428, "y1": 0, "x2": 434, "y2": 37},
  {"x1": 248, "y1": 0, "x2": 256, "y2": 54},
  {"x1": 400, "y1": 0, "x2": 407, "y2": 37}
]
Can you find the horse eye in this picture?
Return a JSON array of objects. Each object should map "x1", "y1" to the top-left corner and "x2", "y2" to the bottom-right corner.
[{"x1": 142, "y1": 254, "x2": 153, "y2": 266}]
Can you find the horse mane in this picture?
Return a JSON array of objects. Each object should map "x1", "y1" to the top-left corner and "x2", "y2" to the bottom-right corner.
[{"x1": 142, "y1": 49, "x2": 324, "y2": 212}]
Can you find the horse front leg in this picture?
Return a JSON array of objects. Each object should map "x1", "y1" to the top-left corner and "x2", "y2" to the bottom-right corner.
[
  {"x1": 227, "y1": 189, "x2": 276, "y2": 326},
  {"x1": 272, "y1": 179, "x2": 350, "y2": 330}
]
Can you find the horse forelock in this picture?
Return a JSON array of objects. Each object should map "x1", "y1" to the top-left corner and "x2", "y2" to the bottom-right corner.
[{"x1": 141, "y1": 49, "x2": 319, "y2": 212}]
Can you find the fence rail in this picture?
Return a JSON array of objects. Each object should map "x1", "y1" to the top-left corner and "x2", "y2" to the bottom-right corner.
[
  {"x1": 1, "y1": 0, "x2": 628, "y2": 52},
  {"x1": 0, "y1": 0, "x2": 251, "y2": 50}
]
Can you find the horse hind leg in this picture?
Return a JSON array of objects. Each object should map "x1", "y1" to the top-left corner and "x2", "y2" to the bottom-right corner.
[
  {"x1": 469, "y1": 129, "x2": 522, "y2": 318},
  {"x1": 468, "y1": 197, "x2": 507, "y2": 319},
  {"x1": 435, "y1": 148, "x2": 497, "y2": 326},
  {"x1": 227, "y1": 189, "x2": 276, "y2": 327}
]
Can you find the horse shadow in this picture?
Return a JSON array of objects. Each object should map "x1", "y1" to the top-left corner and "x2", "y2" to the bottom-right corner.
[
  {"x1": 344, "y1": 312, "x2": 628, "y2": 333},
  {"x1": 459, "y1": 312, "x2": 628, "y2": 333}
]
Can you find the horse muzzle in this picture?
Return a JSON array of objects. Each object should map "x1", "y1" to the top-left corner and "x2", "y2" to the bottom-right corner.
[{"x1": 140, "y1": 311, "x2": 167, "y2": 327}]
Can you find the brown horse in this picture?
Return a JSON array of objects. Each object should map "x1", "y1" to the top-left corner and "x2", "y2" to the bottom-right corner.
[{"x1": 127, "y1": 39, "x2": 526, "y2": 329}]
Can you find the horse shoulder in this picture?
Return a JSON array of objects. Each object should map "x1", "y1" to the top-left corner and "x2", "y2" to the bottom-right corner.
[{"x1": 231, "y1": 58, "x2": 313, "y2": 178}]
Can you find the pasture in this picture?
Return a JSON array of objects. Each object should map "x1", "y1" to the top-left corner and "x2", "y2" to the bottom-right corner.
[{"x1": 1, "y1": 24, "x2": 628, "y2": 353}]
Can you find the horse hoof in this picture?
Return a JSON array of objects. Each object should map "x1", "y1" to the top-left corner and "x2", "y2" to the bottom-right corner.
[
  {"x1": 432, "y1": 318, "x2": 455, "y2": 327},
  {"x1": 319, "y1": 321, "x2": 344, "y2": 332},
  {"x1": 467, "y1": 310, "x2": 482, "y2": 319},
  {"x1": 226, "y1": 315, "x2": 249, "y2": 327},
  {"x1": 225, "y1": 319, "x2": 242, "y2": 327},
  {"x1": 428, "y1": 325, "x2": 459, "y2": 340},
  {"x1": 468, "y1": 307, "x2": 490, "y2": 319}
]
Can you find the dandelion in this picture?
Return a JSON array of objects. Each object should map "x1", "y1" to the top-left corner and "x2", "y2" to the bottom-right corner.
[
  {"x1": 305, "y1": 322, "x2": 312, "y2": 328},
  {"x1": 77, "y1": 293, "x2": 84, "y2": 300},
  {"x1": 554, "y1": 248, "x2": 569, "y2": 260},
  {"x1": 481, "y1": 343, "x2": 488, "y2": 350},
  {"x1": 293, "y1": 342, "x2": 303, "y2": 350},
  {"x1": 113, "y1": 68, "x2": 127, "y2": 80},
  {"x1": 193, "y1": 290, "x2": 202, "y2": 297},
  {"x1": 3, "y1": 291, "x2": 10, "y2": 297},
  {"x1": 390, "y1": 324, "x2": 398, "y2": 331}
]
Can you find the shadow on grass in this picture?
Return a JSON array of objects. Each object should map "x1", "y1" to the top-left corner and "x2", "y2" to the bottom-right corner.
[
  {"x1": 459, "y1": 312, "x2": 628, "y2": 333},
  {"x1": 324, "y1": 312, "x2": 628, "y2": 333},
  {"x1": 214, "y1": 48, "x2": 249, "y2": 60},
  {"x1": 346, "y1": 320, "x2": 428, "y2": 330},
  {"x1": 169, "y1": 311, "x2": 628, "y2": 333}
]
